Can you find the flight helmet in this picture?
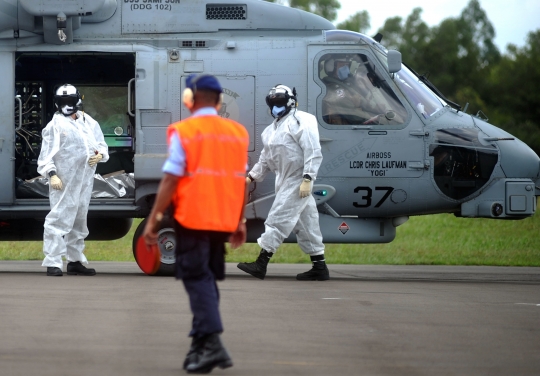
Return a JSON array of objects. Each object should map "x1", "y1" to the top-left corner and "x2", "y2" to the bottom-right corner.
[
  {"x1": 265, "y1": 84, "x2": 297, "y2": 115},
  {"x1": 54, "y1": 84, "x2": 81, "y2": 116}
]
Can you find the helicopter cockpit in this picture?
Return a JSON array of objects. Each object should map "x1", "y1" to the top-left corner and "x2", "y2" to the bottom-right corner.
[{"x1": 318, "y1": 53, "x2": 408, "y2": 127}]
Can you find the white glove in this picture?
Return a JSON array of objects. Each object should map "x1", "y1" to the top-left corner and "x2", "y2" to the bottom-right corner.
[
  {"x1": 88, "y1": 153, "x2": 103, "y2": 167},
  {"x1": 299, "y1": 178, "x2": 312, "y2": 198},
  {"x1": 50, "y1": 175, "x2": 63, "y2": 190}
]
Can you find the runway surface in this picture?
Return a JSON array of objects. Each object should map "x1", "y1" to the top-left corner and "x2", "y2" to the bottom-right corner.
[{"x1": 1, "y1": 261, "x2": 539, "y2": 375}]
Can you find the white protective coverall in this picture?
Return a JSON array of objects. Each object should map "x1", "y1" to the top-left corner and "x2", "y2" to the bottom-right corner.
[
  {"x1": 37, "y1": 112, "x2": 109, "y2": 268},
  {"x1": 249, "y1": 109, "x2": 324, "y2": 255}
]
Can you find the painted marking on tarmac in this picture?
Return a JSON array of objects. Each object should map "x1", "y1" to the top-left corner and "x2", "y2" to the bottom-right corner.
[{"x1": 515, "y1": 303, "x2": 540, "y2": 306}]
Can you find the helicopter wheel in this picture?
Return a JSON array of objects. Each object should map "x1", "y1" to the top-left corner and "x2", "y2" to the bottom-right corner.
[{"x1": 132, "y1": 217, "x2": 176, "y2": 276}]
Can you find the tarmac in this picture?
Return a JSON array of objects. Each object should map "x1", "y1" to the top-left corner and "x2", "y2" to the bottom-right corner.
[{"x1": 1, "y1": 261, "x2": 539, "y2": 376}]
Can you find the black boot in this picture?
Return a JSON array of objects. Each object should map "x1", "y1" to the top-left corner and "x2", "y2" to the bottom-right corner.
[
  {"x1": 186, "y1": 333, "x2": 233, "y2": 374},
  {"x1": 46, "y1": 267, "x2": 63, "y2": 276},
  {"x1": 67, "y1": 261, "x2": 96, "y2": 276},
  {"x1": 183, "y1": 335, "x2": 205, "y2": 370},
  {"x1": 296, "y1": 255, "x2": 330, "y2": 281},
  {"x1": 237, "y1": 249, "x2": 273, "y2": 280}
]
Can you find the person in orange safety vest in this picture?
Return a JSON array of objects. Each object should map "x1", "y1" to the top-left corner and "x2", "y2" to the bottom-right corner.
[{"x1": 143, "y1": 74, "x2": 249, "y2": 374}]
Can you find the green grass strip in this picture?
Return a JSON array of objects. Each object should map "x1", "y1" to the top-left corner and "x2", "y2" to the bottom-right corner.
[{"x1": 1, "y1": 214, "x2": 538, "y2": 266}]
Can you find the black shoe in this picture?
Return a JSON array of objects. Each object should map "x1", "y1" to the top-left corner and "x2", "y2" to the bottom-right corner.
[
  {"x1": 47, "y1": 267, "x2": 63, "y2": 276},
  {"x1": 183, "y1": 336, "x2": 205, "y2": 370},
  {"x1": 186, "y1": 333, "x2": 233, "y2": 374},
  {"x1": 237, "y1": 249, "x2": 273, "y2": 280},
  {"x1": 296, "y1": 262, "x2": 330, "y2": 281},
  {"x1": 67, "y1": 261, "x2": 96, "y2": 276}
]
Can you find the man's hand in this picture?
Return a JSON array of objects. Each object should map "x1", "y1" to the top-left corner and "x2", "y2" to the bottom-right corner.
[
  {"x1": 50, "y1": 175, "x2": 63, "y2": 190},
  {"x1": 246, "y1": 176, "x2": 252, "y2": 184},
  {"x1": 362, "y1": 115, "x2": 381, "y2": 125},
  {"x1": 229, "y1": 221, "x2": 247, "y2": 249},
  {"x1": 299, "y1": 178, "x2": 311, "y2": 198},
  {"x1": 88, "y1": 153, "x2": 103, "y2": 167},
  {"x1": 143, "y1": 212, "x2": 163, "y2": 248}
]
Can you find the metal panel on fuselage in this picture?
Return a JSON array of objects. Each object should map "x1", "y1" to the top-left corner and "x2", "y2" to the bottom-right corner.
[{"x1": 0, "y1": 52, "x2": 15, "y2": 205}]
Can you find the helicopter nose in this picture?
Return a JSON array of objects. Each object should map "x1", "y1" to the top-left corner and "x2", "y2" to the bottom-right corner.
[
  {"x1": 496, "y1": 137, "x2": 540, "y2": 179},
  {"x1": 475, "y1": 119, "x2": 540, "y2": 179}
]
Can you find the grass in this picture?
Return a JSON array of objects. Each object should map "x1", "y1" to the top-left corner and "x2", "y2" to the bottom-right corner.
[{"x1": 1, "y1": 214, "x2": 539, "y2": 266}]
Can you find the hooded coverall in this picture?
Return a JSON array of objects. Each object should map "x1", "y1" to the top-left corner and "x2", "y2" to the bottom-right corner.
[
  {"x1": 248, "y1": 109, "x2": 324, "y2": 256},
  {"x1": 37, "y1": 112, "x2": 109, "y2": 268}
]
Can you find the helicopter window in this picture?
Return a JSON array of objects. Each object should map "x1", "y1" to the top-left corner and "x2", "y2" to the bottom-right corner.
[
  {"x1": 393, "y1": 64, "x2": 445, "y2": 120},
  {"x1": 429, "y1": 129, "x2": 498, "y2": 200},
  {"x1": 318, "y1": 53, "x2": 407, "y2": 127}
]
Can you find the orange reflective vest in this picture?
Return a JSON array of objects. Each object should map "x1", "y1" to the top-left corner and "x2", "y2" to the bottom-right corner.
[{"x1": 167, "y1": 115, "x2": 249, "y2": 232}]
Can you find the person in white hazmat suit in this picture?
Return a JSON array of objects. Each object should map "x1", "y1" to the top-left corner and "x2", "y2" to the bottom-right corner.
[
  {"x1": 37, "y1": 84, "x2": 109, "y2": 276},
  {"x1": 237, "y1": 85, "x2": 329, "y2": 281}
]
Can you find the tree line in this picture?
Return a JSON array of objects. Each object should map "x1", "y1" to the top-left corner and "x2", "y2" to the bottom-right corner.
[{"x1": 266, "y1": 0, "x2": 540, "y2": 155}]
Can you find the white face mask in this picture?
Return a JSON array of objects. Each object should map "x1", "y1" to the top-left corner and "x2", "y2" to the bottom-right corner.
[
  {"x1": 61, "y1": 105, "x2": 76, "y2": 116},
  {"x1": 272, "y1": 106, "x2": 286, "y2": 118},
  {"x1": 337, "y1": 65, "x2": 350, "y2": 80}
]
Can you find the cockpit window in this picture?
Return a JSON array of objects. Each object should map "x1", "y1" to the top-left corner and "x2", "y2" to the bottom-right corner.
[
  {"x1": 429, "y1": 128, "x2": 498, "y2": 200},
  {"x1": 318, "y1": 53, "x2": 407, "y2": 127},
  {"x1": 393, "y1": 64, "x2": 445, "y2": 120}
]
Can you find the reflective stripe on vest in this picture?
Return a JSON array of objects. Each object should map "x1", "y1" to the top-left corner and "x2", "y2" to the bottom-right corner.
[{"x1": 168, "y1": 115, "x2": 249, "y2": 232}]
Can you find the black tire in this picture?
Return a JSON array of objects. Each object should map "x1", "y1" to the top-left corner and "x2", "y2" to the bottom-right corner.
[{"x1": 132, "y1": 217, "x2": 176, "y2": 276}]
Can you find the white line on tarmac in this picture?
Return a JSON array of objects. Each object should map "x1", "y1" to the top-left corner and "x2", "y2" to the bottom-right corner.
[{"x1": 515, "y1": 303, "x2": 540, "y2": 306}]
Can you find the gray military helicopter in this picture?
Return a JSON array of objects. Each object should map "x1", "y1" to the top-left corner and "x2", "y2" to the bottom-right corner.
[{"x1": 0, "y1": 0, "x2": 538, "y2": 275}]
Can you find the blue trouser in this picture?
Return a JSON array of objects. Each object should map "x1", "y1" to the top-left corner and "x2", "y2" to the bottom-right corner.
[{"x1": 174, "y1": 221, "x2": 228, "y2": 338}]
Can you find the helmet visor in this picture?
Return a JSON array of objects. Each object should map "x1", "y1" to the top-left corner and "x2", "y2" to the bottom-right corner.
[
  {"x1": 266, "y1": 93, "x2": 290, "y2": 108},
  {"x1": 56, "y1": 96, "x2": 78, "y2": 108}
]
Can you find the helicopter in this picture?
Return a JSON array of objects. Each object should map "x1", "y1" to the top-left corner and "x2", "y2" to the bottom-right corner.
[{"x1": 0, "y1": 0, "x2": 538, "y2": 275}]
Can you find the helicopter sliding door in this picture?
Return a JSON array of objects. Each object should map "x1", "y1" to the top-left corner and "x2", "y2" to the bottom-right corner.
[{"x1": 180, "y1": 75, "x2": 256, "y2": 152}]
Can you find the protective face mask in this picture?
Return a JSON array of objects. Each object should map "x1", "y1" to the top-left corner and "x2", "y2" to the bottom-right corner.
[
  {"x1": 337, "y1": 65, "x2": 350, "y2": 80},
  {"x1": 61, "y1": 105, "x2": 75, "y2": 115},
  {"x1": 272, "y1": 105, "x2": 286, "y2": 117}
]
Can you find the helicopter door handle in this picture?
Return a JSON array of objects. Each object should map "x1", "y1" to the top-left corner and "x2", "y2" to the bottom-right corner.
[
  {"x1": 408, "y1": 161, "x2": 430, "y2": 170},
  {"x1": 319, "y1": 137, "x2": 333, "y2": 142},
  {"x1": 409, "y1": 130, "x2": 429, "y2": 137},
  {"x1": 127, "y1": 78, "x2": 135, "y2": 116}
]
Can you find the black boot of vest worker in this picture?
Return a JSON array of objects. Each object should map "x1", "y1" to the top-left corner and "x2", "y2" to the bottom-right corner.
[
  {"x1": 183, "y1": 335, "x2": 206, "y2": 370},
  {"x1": 186, "y1": 333, "x2": 233, "y2": 374},
  {"x1": 296, "y1": 254, "x2": 330, "y2": 281},
  {"x1": 237, "y1": 249, "x2": 273, "y2": 280}
]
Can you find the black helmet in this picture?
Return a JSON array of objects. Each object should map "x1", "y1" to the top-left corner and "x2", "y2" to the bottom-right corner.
[{"x1": 265, "y1": 84, "x2": 297, "y2": 110}]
